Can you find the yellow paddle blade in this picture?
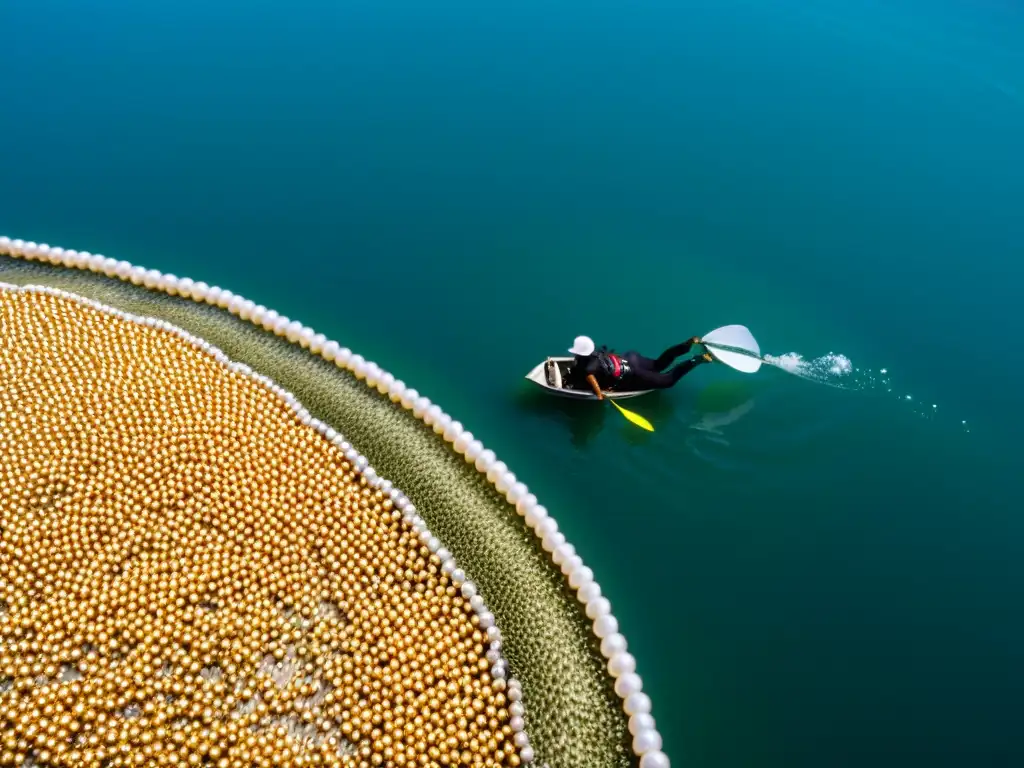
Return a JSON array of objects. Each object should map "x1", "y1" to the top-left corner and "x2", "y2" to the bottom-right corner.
[{"x1": 609, "y1": 398, "x2": 654, "y2": 432}]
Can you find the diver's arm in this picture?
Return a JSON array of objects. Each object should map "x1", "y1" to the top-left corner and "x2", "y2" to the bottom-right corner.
[{"x1": 586, "y1": 374, "x2": 604, "y2": 400}]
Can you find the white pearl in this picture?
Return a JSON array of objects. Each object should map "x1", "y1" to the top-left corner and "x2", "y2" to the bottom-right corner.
[
  {"x1": 450, "y1": 568, "x2": 465, "y2": 586},
  {"x1": 616, "y1": 672, "x2": 643, "y2": 699},
  {"x1": 569, "y1": 565, "x2": 594, "y2": 591},
  {"x1": 273, "y1": 316, "x2": 290, "y2": 336},
  {"x1": 310, "y1": 333, "x2": 326, "y2": 353},
  {"x1": 469, "y1": 595, "x2": 484, "y2": 612},
  {"x1": 519, "y1": 745, "x2": 534, "y2": 763},
  {"x1": 322, "y1": 341, "x2": 339, "y2": 361},
  {"x1": 423, "y1": 404, "x2": 442, "y2": 426},
  {"x1": 629, "y1": 712, "x2": 655, "y2": 737},
  {"x1": 399, "y1": 387, "x2": 418, "y2": 409},
  {"x1": 538, "y1": 517, "x2": 558, "y2": 538},
  {"x1": 593, "y1": 613, "x2": 618, "y2": 638},
  {"x1": 388, "y1": 379, "x2": 406, "y2": 400},
  {"x1": 509, "y1": 715, "x2": 524, "y2": 732},
  {"x1": 586, "y1": 597, "x2": 611, "y2": 621},
  {"x1": 508, "y1": 480, "x2": 530, "y2": 503},
  {"x1": 335, "y1": 347, "x2": 352, "y2": 365},
  {"x1": 177, "y1": 276, "x2": 194, "y2": 296},
  {"x1": 474, "y1": 449, "x2": 496, "y2": 473},
  {"x1": 485, "y1": 460, "x2": 507, "y2": 484},
  {"x1": 460, "y1": 582, "x2": 476, "y2": 599},
  {"x1": 0, "y1": 236, "x2": 9, "y2": 250},
  {"x1": 509, "y1": 702, "x2": 524, "y2": 718},
  {"x1": 633, "y1": 728, "x2": 662, "y2": 755},
  {"x1": 540, "y1": 533, "x2": 559, "y2": 554},
  {"x1": 608, "y1": 651, "x2": 636, "y2": 678},
  {"x1": 577, "y1": 581, "x2": 601, "y2": 604},
  {"x1": 639, "y1": 750, "x2": 670, "y2": 768},
  {"x1": 486, "y1": 625, "x2": 501, "y2": 643},
  {"x1": 350, "y1": 353, "x2": 366, "y2": 376},
  {"x1": 495, "y1": 470, "x2": 516, "y2": 495},
  {"x1": 453, "y1": 430, "x2": 472, "y2": 454},
  {"x1": 413, "y1": 397, "x2": 431, "y2": 418},
  {"x1": 513, "y1": 732, "x2": 528, "y2": 749},
  {"x1": 365, "y1": 363, "x2": 381, "y2": 386},
  {"x1": 524, "y1": 504, "x2": 548, "y2": 529},
  {"x1": 507, "y1": 686, "x2": 521, "y2": 702},
  {"x1": 443, "y1": 420, "x2": 463, "y2": 443},
  {"x1": 116, "y1": 260, "x2": 133, "y2": 279},
  {"x1": 478, "y1": 611, "x2": 495, "y2": 630},
  {"x1": 601, "y1": 633, "x2": 627, "y2": 658},
  {"x1": 376, "y1": 372, "x2": 394, "y2": 394},
  {"x1": 434, "y1": 546, "x2": 448, "y2": 560},
  {"x1": 464, "y1": 439, "x2": 484, "y2": 462},
  {"x1": 553, "y1": 542, "x2": 575, "y2": 567},
  {"x1": 440, "y1": 559, "x2": 455, "y2": 576},
  {"x1": 432, "y1": 412, "x2": 452, "y2": 434},
  {"x1": 624, "y1": 692, "x2": 652, "y2": 716},
  {"x1": 292, "y1": 323, "x2": 309, "y2": 344},
  {"x1": 515, "y1": 493, "x2": 537, "y2": 516},
  {"x1": 491, "y1": 664, "x2": 505, "y2": 680},
  {"x1": 103, "y1": 257, "x2": 118, "y2": 276}
]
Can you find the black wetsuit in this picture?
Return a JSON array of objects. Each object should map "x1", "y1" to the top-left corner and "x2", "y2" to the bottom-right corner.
[{"x1": 569, "y1": 339, "x2": 709, "y2": 392}]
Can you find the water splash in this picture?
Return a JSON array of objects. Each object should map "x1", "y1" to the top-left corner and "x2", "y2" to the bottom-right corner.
[
  {"x1": 763, "y1": 352, "x2": 855, "y2": 386},
  {"x1": 761, "y1": 351, "x2": 970, "y2": 432}
]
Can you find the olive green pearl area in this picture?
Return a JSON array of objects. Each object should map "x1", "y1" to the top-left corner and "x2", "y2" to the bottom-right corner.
[{"x1": 0, "y1": 256, "x2": 634, "y2": 768}]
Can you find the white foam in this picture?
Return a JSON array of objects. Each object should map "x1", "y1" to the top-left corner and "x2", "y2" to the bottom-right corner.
[
  {"x1": 763, "y1": 352, "x2": 853, "y2": 386},
  {"x1": 761, "y1": 349, "x2": 969, "y2": 432}
]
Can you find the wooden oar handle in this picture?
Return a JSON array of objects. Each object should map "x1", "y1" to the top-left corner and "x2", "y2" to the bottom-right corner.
[{"x1": 586, "y1": 374, "x2": 604, "y2": 400}]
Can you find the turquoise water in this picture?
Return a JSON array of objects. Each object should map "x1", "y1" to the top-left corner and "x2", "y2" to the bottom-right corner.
[{"x1": 3, "y1": 0, "x2": 1023, "y2": 765}]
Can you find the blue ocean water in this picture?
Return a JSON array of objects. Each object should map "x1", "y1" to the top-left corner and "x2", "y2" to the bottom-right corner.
[{"x1": 2, "y1": 0, "x2": 1022, "y2": 765}]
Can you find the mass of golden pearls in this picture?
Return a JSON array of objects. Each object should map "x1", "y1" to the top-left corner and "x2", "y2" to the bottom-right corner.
[
  {"x1": 0, "y1": 283, "x2": 532, "y2": 768},
  {"x1": 0, "y1": 236, "x2": 670, "y2": 768}
]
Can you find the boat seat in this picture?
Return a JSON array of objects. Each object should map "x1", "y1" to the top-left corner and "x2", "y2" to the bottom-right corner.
[{"x1": 545, "y1": 359, "x2": 563, "y2": 389}]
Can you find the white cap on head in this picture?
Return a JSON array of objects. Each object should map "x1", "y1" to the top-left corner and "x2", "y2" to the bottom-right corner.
[{"x1": 568, "y1": 335, "x2": 595, "y2": 356}]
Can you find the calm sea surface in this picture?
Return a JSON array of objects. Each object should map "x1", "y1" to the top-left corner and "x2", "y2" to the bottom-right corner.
[{"x1": 3, "y1": 1, "x2": 1023, "y2": 765}]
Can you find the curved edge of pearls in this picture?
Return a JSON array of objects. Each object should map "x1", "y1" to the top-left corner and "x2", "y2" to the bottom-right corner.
[
  {"x1": 0, "y1": 236, "x2": 669, "y2": 768},
  {"x1": 0, "y1": 279, "x2": 537, "y2": 766}
]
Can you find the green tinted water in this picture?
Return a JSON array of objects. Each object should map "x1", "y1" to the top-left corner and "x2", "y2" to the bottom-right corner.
[{"x1": 2, "y1": 0, "x2": 1022, "y2": 765}]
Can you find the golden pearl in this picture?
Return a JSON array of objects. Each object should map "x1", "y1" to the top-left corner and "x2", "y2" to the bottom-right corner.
[{"x1": 0, "y1": 287, "x2": 521, "y2": 768}]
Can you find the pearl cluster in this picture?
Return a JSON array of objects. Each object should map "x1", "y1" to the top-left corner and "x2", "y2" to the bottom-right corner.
[
  {"x1": 0, "y1": 236, "x2": 670, "y2": 768},
  {"x1": 0, "y1": 283, "x2": 533, "y2": 767}
]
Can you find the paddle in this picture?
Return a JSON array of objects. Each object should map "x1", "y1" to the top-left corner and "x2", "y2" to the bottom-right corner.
[
  {"x1": 608, "y1": 398, "x2": 655, "y2": 432},
  {"x1": 586, "y1": 374, "x2": 655, "y2": 431},
  {"x1": 701, "y1": 325, "x2": 763, "y2": 373}
]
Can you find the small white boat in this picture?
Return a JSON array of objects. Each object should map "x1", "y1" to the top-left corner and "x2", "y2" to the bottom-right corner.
[{"x1": 523, "y1": 357, "x2": 655, "y2": 400}]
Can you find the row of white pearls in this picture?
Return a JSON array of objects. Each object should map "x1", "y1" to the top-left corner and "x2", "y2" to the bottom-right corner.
[{"x1": 0, "y1": 236, "x2": 668, "y2": 768}]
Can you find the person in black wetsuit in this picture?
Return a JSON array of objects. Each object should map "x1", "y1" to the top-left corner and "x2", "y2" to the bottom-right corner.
[{"x1": 566, "y1": 335, "x2": 714, "y2": 400}]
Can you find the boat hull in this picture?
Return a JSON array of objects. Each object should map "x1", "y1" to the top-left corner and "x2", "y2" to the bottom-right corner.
[{"x1": 524, "y1": 357, "x2": 654, "y2": 400}]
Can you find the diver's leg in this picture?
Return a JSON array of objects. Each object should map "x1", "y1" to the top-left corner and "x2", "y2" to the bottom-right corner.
[
  {"x1": 664, "y1": 351, "x2": 713, "y2": 383},
  {"x1": 652, "y1": 337, "x2": 702, "y2": 371}
]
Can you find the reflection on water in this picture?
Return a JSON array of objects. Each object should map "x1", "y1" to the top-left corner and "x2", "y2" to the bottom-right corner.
[{"x1": 517, "y1": 373, "x2": 855, "y2": 483}]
